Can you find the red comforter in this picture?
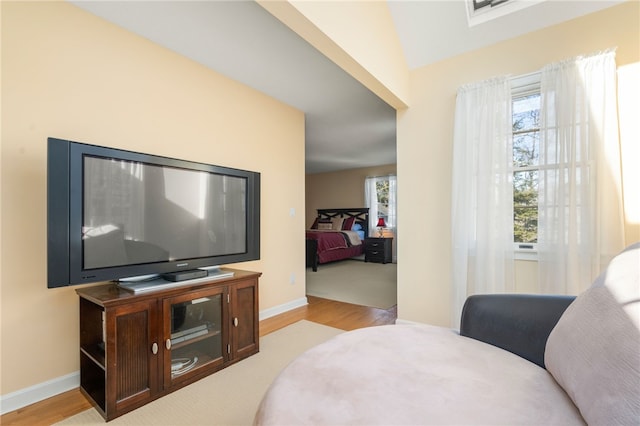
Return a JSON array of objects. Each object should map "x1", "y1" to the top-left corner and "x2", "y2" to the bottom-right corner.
[
  {"x1": 306, "y1": 230, "x2": 349, "y2": 251},
  {"x1": 306, "y1": 230, "x2": 363, "y2": 264}
]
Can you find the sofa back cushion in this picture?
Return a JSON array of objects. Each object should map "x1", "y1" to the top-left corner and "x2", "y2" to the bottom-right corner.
[{"x1": 545, "y1": 243, "x2": 640, "y2": 425}]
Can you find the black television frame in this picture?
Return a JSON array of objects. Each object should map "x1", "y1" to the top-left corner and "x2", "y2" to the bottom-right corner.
[{"x1": 47, "y1": 137, "x2": 260, "y2": 288}]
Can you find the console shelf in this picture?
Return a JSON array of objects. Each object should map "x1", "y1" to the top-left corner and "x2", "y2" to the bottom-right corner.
[
  {"x1": 170, "y1": 329, "x2": 221, "y2": 350},
  {"x1": 76, "y1": 268, "x2": 260, "y2": 421},
  {"x1": 80, "y1": 345, "x2": 106, "y2": 369}
]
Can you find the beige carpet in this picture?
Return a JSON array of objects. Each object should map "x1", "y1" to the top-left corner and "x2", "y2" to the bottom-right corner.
[
  {"x1": 55, "y1": 320, "x2": 342, "y2": 426},
  {"x1": 306, "y1": 260, "x2": 397, "y2": 309}
]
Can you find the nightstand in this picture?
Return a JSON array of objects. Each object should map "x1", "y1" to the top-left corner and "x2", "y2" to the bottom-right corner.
[{"x1": 364, "y1": 237, "x2": 393, "y2": 264}]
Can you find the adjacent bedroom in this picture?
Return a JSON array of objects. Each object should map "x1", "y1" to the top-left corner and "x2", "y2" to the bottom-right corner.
[{"x1": 305, "y1": 168, "x2": 398, "y2": 314}]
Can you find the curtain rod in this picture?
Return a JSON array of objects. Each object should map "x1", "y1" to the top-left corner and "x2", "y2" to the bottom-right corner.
[
  {"x1": 510, "y1": 48, "x2": 616, "y2": 82},
  {"x1": 510, "y1": 70, "x2": 541, "y2": 81}
]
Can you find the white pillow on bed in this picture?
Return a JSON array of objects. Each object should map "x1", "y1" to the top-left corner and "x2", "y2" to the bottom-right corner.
[{"x1": 331, "y1": 217, "x2": 344, "y2": 230}]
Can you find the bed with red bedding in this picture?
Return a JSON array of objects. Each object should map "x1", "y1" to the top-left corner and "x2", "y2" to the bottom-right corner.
[{"x1": 306, "y1": 208, "x2": 369, "y2": 272}]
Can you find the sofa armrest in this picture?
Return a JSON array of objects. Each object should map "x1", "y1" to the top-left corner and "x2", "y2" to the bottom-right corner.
[{"x1": 459, "y1": 294, "x2": 575, "y2": 369}]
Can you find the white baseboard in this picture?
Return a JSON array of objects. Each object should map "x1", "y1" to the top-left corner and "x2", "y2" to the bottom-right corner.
[
  {"x1": 1, "y1": 297, "x2": 309, "y2": 415},
  {"x1": 394, "y1": 318, "x2": 423, "y2": 325},
  {"x1": 0, "y1": 371, "x2": 79, "y2": 415},
  {"x1": 259, "y1": 296, "x2": 308, "y2": 321},
  {"x1": 395, "y1": 318, "x2": 459, "y2": 333}
]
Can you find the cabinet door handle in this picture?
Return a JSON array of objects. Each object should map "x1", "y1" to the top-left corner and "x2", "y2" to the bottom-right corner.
[
  {"x1": 165, "y1": 339, "x2": 172, "y2": 350},
  {"x1": 151, "y1": 342, "x2": 158, "y2": 355},
  {"x1": 233, "y1": 317, "x2": 239, "y2": 327}
]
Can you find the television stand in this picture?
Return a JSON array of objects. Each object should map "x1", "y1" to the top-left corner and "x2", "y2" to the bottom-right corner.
[{"x1": 76, "y1": 268, "x2": 260, "y2": 421}]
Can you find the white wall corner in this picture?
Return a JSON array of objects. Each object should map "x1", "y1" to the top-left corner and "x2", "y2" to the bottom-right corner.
[
  {"x1": 0, "y1": 371, "x2": 80, "y2": 415},
  {"x1": 395, "y1": 318, "x2": 460, "y2": 334},
  {"x1": 259, "y1": 297, "x2": 308, "y2": 321},
  {"x1": 394, "y1": 318, "x2": 423, "y2": 326}
]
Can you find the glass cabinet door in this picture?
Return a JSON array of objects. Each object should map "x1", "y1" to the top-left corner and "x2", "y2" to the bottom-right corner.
[{"x1": 163, "y1": 286, "x2": 226, "y2": 387}]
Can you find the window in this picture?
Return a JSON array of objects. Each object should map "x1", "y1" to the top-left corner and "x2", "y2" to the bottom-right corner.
[
  {"x1": 364, "y1": 175, "x2": 396, "y2": 236},
  {"x1": 511, "y1": 75, "x2": 541, "y2": 253},
  {"x1": 375, "y1": 179, "x2": 391, "y2": 223},
  {"x1": 465, "y1": 0, "x2": 543, "y2": 27}
]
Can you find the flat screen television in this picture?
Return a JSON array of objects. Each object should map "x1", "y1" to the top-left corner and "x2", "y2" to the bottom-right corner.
[{"x1": 47, "y1": 137, "x2": 260, "y2": 288}]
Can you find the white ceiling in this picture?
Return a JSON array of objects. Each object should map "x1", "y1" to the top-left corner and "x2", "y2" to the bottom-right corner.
[
  {"x1": 70, "y1": 0, "x2": 623, "y2": 174},
  {"x1": 388, "y1": 0, "x2": 623, "y2": 70}
]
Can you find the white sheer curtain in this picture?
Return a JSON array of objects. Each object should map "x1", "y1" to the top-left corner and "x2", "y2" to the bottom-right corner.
[
  {"x1": 537, "y1": 50, "x2": 625, "y2": 294},
  {"x1": 451, "y1": 77, "x2": 515, "y2": 329},
  {"x1": 364, "y1": 177, "x2": 377, "y2": 235},
  {"x1": 388, "y1": 175, "x2": 397, "y2": 231}
]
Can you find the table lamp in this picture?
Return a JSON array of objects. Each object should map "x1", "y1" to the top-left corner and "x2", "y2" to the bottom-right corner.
[{"x1": 376, "y1": 217, "x2": 386, "y2": 237}]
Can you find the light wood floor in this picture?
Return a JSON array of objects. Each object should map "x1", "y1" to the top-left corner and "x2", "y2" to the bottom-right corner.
[{"x1": 1, "y1": 295, "x2": 397, "y2": 425}]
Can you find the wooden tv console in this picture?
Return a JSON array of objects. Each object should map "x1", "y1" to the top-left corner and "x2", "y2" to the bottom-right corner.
[{"x1": 75, "y1": 268, "x2": 260, "y2": 421}]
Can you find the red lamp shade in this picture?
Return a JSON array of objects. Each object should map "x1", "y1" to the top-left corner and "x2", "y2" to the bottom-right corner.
[{"x1": 376, "y1": 218, "x2": 386, "y2": 228}]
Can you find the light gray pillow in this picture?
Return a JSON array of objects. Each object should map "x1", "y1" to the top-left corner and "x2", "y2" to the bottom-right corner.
[{"x1": 545, "y1": 243, "x2": 640, "y2": 425}]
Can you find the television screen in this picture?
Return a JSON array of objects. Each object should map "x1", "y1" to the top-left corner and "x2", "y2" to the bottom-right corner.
[
  {"x1": 47, "y1": 138, "x2": 260, "y2": 288},
  {"x1": 82, "y1": 156, "x2": 247, "y2": 269}
]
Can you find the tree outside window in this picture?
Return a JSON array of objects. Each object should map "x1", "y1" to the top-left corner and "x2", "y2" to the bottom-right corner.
[
  {"x1": 375, "y1": 179, "x2": 390, "y2": 223},
  {"x1": 512, "y1": 93, "x2": 540, "y2": 244}
]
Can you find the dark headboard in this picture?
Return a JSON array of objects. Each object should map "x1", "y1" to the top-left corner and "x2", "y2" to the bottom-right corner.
[{"x1": 317, "y1": 208, "x2": 369, "y2": 237}]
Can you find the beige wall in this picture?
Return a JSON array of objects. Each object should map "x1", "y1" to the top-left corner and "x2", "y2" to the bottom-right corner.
[
  {"x1": 398, "y1": 1, "x2": 640, "y2": 326},
  {"x1": 618, "y1": 61, "x2": 640, "y2": 245},
  {"x1": 1, "y1": 2, "x2": 305, "y2": 396},
  {"x1": 305, "y1": 164, "x2": 396, "y2": 228}
]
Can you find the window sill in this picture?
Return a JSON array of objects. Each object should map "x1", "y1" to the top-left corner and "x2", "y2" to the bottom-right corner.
[{"x1": 514, "y1": 249, "x2": 538, "y2": 261}]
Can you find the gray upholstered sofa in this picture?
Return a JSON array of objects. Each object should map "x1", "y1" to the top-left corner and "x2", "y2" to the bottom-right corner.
[{"x1": 255, "y1": 243, "x2": 640, "y2": 425}]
